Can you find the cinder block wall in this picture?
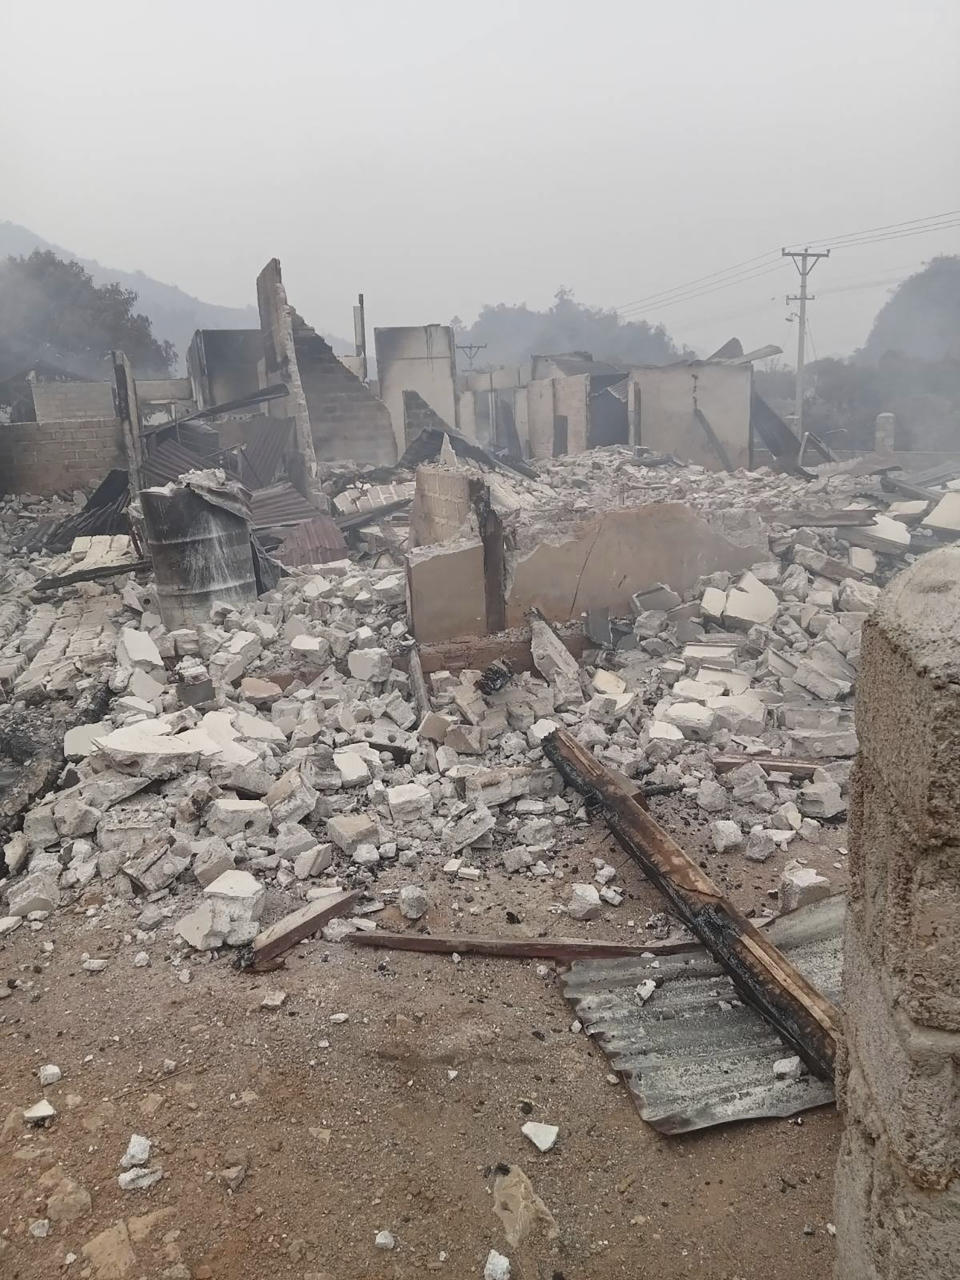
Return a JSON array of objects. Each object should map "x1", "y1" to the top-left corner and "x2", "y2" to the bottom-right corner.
[
  {"x1": 0, "y1": 418, "x2": 124, "y2": 495},
  {"x1": 834, "y1": 546, "x2": 960, "y2": 1278}
]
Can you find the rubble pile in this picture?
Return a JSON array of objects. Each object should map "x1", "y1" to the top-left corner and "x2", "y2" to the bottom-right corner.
[{"x1": 2, "y1": 446, "x2": 957, "y2": 961}]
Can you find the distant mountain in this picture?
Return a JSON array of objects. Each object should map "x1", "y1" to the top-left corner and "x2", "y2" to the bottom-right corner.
[{"x1": 0, "y1": 222, "x2": 352, "y2": 371}]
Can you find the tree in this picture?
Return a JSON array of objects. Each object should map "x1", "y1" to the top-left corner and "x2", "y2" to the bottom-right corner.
[
  {"x1": 862, "y1": 255, "x2": 960, "y2": 364},
  {"x1": 0, "y1": 250, "x2": 175, "y2": 381},
  {"x1": 456, "y1": 289, "x2": 689, "y2": 370}
]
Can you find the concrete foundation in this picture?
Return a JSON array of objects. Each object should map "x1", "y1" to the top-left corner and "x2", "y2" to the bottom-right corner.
[{"x1": 835, "y1": 547, "x2": 960, "y2": 1277}]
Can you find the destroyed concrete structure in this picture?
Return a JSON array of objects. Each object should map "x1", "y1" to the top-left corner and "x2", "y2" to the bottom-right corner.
[
  {"x1": 834, "y1": 547, "x2": 960, "y2": 1278},
  {"x1": 374, "y1": 324, "x2": 458, "y2": 451}
]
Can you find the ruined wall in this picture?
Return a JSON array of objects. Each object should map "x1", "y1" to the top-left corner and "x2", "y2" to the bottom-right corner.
[
  {"x1": 402, "y1": 389, "x2": 453, "y2": 450},
  {"x1": 187, "y1": 330, "x2": 263, "y2": 409},
  {"x1": 257, "y1": 259, "x2": 395, "y2": 473},
  {"x1": 374, "y1": 325, "x2": 458, "y2": 451},
  {"x1": 834, "y1": 547, "x2": 960, "y2": 1278},
  {"x1": 631, "y1": 363, "x2": 752, "y2": 469},
  {"x1": 0, "y1": 418, "x2": 123, "y2": 495},
  {"x1": 553, "y1": 374, "x2": 591, "y2": 455},
  {"x1": 406, "y1": 539, "x2": 487, "y2": 644},
  {"x1": 31, "y1": 380, "x2": 115, "y2": 423},
  {"x1": 526, "y1": 379, "x2": 556, "y2": 458},
  {"x1": 409, "y1": 465, "x2": 477, "y2": 548},
  {"x1": 504, "y1": 501, "x2": 762, "y2": 627}
]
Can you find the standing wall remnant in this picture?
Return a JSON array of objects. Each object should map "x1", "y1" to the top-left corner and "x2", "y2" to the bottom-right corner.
[{"x1": 835, "y1": 547, "x2": 960, "y2": 1278}]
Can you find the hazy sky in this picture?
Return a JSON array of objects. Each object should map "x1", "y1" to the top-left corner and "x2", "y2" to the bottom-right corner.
[{"x1": 4, "y1": 0, "x2": 959, "y2": 360}]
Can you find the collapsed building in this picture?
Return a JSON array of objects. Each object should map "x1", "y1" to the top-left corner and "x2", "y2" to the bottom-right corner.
[{"x1": 1, "y1": 257, "x2": 960, "y2": 1277}]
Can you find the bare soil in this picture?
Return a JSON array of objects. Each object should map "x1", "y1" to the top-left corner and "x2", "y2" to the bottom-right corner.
[{"x1": 0, "y1": 797, "x2": 846, "y2": 1280}]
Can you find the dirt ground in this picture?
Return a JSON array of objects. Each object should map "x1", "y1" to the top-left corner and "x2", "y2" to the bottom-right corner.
[{"x1": 0, "y1": 798, "x2": 846, "y2": 1280}]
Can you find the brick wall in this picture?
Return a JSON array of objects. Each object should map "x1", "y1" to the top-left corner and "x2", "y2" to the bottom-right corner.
[
  {"x1": 0, "y1": 418, "x2": 124, "y2": 495},
  {"x1": 297, "y1": 325, "x2": 397, "y2": 466}
]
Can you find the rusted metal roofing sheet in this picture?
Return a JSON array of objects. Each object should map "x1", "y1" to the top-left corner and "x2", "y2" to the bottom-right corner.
[
  {"x1": 142, "y1": 438, "x2": 207, "y2": 486},
  {"x1": 249, "y1": 482, "x2": 323, "y2": 529},
  {"x1": 234, "y1": 417, "x2": 293, "y2": 490},
  {"x1": 273, "y1": 515, "x2": 348, "y2": 567},
  {"x1": 561, "y1": 895, "x2": 844, "y2": 1134}
]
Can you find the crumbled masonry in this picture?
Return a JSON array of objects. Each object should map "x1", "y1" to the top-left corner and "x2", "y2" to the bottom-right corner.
[{"x1": 1, "y1": 444, "x2": 957, "y2": 980}]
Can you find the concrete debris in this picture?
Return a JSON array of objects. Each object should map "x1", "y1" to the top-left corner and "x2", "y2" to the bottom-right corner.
[
  {"x1": 567, "y1": 883, "x2": 602, "y2": 921},
  {"x1": 779, "y1": 861, "x2": 832, "y2": 912},
  {"x1": 520, "y1": 1121, "x2": 559, "y2": 1153},
  {"x1": 0, "y1": 444, "x2": 927, "y2": 1059},
  {"x1": 484, "y1": 1249, "x2": 512, "y2": 1280}
]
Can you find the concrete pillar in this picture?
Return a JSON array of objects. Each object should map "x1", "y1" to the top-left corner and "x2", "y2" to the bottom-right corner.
[
  {"x1": 835, "y1": 547, "x2": 960, "y2": 1278},
  {"x1": 874, "y1": 411, "x2": 896, "y2": 452}
]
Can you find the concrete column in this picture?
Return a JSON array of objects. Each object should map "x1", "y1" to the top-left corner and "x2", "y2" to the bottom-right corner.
[
  {"x1": 835, "y1": 547, "x2": 960, "y2": 1278},
  {"x1": 874, "y1": 412, "x2": 896, "y2": 452}
]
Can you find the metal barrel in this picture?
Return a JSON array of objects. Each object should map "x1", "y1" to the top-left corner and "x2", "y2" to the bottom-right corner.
[{"x1": 140, "y1": 484, "x2": 257, "y2": 631}]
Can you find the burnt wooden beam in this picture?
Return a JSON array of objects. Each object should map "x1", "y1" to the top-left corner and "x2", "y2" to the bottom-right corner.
[
  {"x1": 349, "y1": 931, "x2": 694, "y2": 963},
  {"x1": 245, "y1": 890, "x2": 359, "y2": 971},
  {"x1": 542, "y1": 728, "x2": 840, "y2": 1079},
  {"x1": 713, "y1": 754, "x2": 820, "y2": 779}
]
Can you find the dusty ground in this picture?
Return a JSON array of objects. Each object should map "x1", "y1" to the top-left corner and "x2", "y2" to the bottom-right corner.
[{"x1": 0, "y1": 799, "x2": 846, "y2": 1280}]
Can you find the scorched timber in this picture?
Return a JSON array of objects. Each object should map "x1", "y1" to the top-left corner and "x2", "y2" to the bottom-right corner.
[{"x1": 542, "y1": 728, "x2": 841, "y2": 1080}]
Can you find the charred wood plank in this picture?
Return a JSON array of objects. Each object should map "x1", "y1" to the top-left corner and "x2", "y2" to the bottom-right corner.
[
  {"x1": 713, "y1": 754, "x2": 820, "y2": 779},
  {"x1": 245, "y1": 890, "x2": 359, "y2": 971},
  {"x1": 349, "y1": 931, "x2": 693, "y2": 962},
  {"x1": 542, "y1": 728, "x2": 840, "y2": 1079}
]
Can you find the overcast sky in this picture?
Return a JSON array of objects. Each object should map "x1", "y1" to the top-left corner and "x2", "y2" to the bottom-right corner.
[{"x1": 3, "y1": 0, "x2": 959, "y2": 360}]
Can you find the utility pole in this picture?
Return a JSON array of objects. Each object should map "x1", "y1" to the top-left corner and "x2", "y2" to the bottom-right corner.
[
  {"x1": 782, "y1": 247, "x2": 829, "y2": 435},
  {"x1": 456, "y1": 342, "x2": 487, "y2": 371}
]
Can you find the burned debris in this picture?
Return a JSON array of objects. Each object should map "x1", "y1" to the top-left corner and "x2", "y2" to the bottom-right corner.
[{"x1": 2, "y1": 253, "x2": 960, "y2": 1280}]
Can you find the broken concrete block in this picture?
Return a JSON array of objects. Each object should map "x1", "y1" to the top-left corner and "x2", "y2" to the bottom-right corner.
[
  {"x1": 264, "y1": 768, "x2": 319, "y2": 825},
  {"x1": 502, "y1": 846, "x2": 534, "y2": 873},
  {"x1": 662, "y1": 701, "x2": 716, "y2": 739},
  {"x1": 275, "y1": 822, "x2": 318, "y2": 859},
  {"x1": 922, "y1": 492, "x2": 960, "y2": 536},
  {"x1": 387, "y1": 783, "x2": 434, "y2": 823},
  {"x1": 632, "y1": 583, "x2": 681, "y2": 613},
  {"x1": 774, "y1": 1055, "x2": 804, "y2": 1080},
  {"x1": 63, "y1": 721, "x2": 110, "y2": 761},
  {"x1": 399, "y1": 885, "x2": 429, "y2": 920},
  {"x1": 672, "y1": 677, "x2": 725, "y2": 703},
  {"x1": 799, "y1": 776, "x2": 845, "y2": 819},
  {"x1": 568, "y1": 883, "x2": 602, "y2": 921},
  {"x1": 206, "y1": 798, "x2": 271, "y2": 838},
  {"x1": 744, "y1": 830, "x2": 777, "y2": 863},
  {"x1": 710, "y1": 819, "x2": 743, "y2": 854},
  {"x1": 6, "y1": 868, "x2": 59, "y2": 917},
  {"x1": 326, "y1": 812, "x2": 380, "y2": 853},
  {"x1": 117, "y1": 627, "x2": 164, "y2": 673},
  {"x1": 240, "y1": 676, "x2": 283, "y2": 707},
  {"x1": 347, "y1": 648, "x2": 392, "y2": 682},
  {"x1": 3, "y1": 831, "x2": 29, "y2": 874},
  {"x1": 190, "y1": 836, "x2": 235, "y2": 887},
  {"x1": 724, "y1": 571, "x2": 778, "y2": 629},
  {"x1": 334, "y1": 751, "x2": 371, "y2": 788},
  {"x1": 445, "y1": 724, "x2": 487, "y2": 754},
  {"x1": 648, "y1": 719, "x2": 684, "y2": 743},
  {"x1": 706, "y1": 693, "x2": 766, "y2": 735},
  {"x1": 293, "y1": 845, "x2": 332, "y2": 878},
  {"x1": 526, "y1": 719, "x2": 558, "y2": 747},
  {"x1": 779, "y1": 861, "x2": 832, "y2": 912},
  {"x1": 418, "y1": 712, "x2": 457, "y2": 744},
  {"x1": 521, "y1": 1121, "x2": 559, "y2": 1152},
  {"x1": 592, "y1": 669, "x2": 627, "y2": 697},
  {"x1": 837, "y1": 578, "x2": 880, "y2": 613},
  {"x1": 530, "y1": 619, "x2": 580, "y2": 683},
  {"x1": 696, "y1": 779, "x2": 728, "y2": 813},
  {"x1": 443, "y1": 805, "x2": 495, "y2": 853},
  {"x1": 700, "y1": 586, "x2": 727, "y2": 622}
]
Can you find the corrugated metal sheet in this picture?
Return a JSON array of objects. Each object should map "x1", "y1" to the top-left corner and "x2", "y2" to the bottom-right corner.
[
  {"x1": 142, "y1": 438, "x2": 207, "y2": 486},
  {"x1": 250, "y1": 482, "x2": 324, "y2": 528},
  {"x1": 561, "y1": 895, "x2": 844, "y2": 1134},
  {"x1": 273, "y1": 515, "x2": 348, "y2": 567},
  {"x1": 235, "y1": 417, "x2": 293, "y2": 490}
]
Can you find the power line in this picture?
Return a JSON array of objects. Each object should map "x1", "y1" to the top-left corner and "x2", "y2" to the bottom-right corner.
[
  {"x1": 613, "y1": 207, "x2": 960, "y2": 321},
  {"x1": 617, "y1": 261, "x2": 786, "y2": 318}
]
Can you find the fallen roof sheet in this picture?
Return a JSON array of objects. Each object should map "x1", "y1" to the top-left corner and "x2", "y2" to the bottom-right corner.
[
  {"x1": 273, "y1": 515, "x2": 347, "y2": 567},
  {"x1": 560, "y1": 895, "x2": 844, "y2": 1134},
  {"x1": 250, "y1": 481, "x2": 323, "y2": 529}
]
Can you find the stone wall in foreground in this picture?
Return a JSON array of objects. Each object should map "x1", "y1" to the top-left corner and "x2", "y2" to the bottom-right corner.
[{"x1": 835, "y1": 546, "x2": 960, "y2": 1277}]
